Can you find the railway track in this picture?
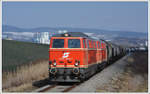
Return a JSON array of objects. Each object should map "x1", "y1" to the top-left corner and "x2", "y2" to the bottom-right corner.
[{"x1": 34, "y1": 83, "x2": 80, "y2": 92}]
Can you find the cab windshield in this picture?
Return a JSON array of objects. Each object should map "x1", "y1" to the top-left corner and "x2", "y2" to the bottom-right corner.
[
  {"x1": 52, "y1": 39, "x2": 81, "y2": 48},
  {"x1": 68, "y1": 39, "x2": 80, "y2": 48},
  {"x1": 52, "y1": 39, "x2": 64, "y2": 48}
]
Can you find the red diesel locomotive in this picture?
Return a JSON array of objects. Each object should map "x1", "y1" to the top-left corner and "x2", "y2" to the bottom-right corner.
[{"x1": 49, "y1": 32, "x2": 125, "y2": 82}]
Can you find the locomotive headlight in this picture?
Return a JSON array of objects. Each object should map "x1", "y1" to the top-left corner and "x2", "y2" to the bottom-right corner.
[
  {"x1": 75, "y1": 62, "x2": 79, "y2": 66},
  {"x1": 53, "y1": 61, "x2": 57, "y2": 67},
  {"x1": 64, "y1": 33, "x2": 69, "y2": 37},
  {"x1": 74, "y1": 60, "x2": 80, "y2": 67},
  {"x1": 63, "y1": 33, "x2": 71, "y2": 37}
]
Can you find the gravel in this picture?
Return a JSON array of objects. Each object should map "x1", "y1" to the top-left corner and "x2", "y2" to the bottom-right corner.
[{"x1": 70, "y1": 55, "x2": 130, "y2": 92}]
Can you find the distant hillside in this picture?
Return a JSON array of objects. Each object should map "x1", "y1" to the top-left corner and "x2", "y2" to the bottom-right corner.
[
  {"x1": 2, "y1": 25, "x2": 147, "y2": 39},
  {"x1": 2, "y1": 40, "x2": 49, "y2": 72},
  {"x1": 2, "y1": 25, "x2": 148, "y2": 47}
]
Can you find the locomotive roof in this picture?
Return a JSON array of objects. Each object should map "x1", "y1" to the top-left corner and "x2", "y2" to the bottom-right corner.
[
  {"x1": 100, "y1": 39, "x2": 119, "y2": 47},
  {"x1": 52, "y1": 32, "x2": 121, "y2": 47},
  {"x1": 52, "y1": 32, "x2": 95, "y2": 40}
]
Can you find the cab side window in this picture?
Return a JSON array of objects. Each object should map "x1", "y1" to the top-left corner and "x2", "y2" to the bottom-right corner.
[
  {"x1": 83, "y1": 39, "x2": 86, "y2": 48},
  {"x1": 98, "y1": 42, "x2": 100, "y2": 49},
  {"x1": 88, "y1": 40, "x2": 90, "y2": 48},
  {"x1": 91, "y1": 40, "x2": 93, "y2": 48},
  {"x1": 94, "y1": 41, "x2": 96, "y2": 48}
]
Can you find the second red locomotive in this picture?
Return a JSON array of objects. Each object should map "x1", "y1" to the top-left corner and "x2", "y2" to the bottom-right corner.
[{"x1": 48, "y1": 32, "x2": 125, "y2": 82}]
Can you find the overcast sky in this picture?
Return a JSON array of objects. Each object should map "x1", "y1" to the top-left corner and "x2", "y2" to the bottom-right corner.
[{"x1": 2, "y1": 2, "x2": 148, "y2": 33}]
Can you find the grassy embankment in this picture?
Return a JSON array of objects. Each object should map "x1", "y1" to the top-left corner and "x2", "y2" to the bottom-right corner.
[
  {"x1": 2, "y1": 39, "x2": 49, "y2": 72},
  {"x1": 2, "y1": 40, "x2": 49, "y2": 91},
  {"x1": 96, "y1": 51, "x2": 148, "y2": 92}
]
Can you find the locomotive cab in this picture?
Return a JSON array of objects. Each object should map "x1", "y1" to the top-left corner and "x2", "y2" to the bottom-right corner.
[{"x1": 49, "y1": 33, "x2": 88, "y2": 82}]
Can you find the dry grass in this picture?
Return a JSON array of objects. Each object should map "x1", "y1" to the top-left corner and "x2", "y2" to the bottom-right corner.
[
  {"x1": 2, "y1": 59, "x2": 49, "y2": 92},
  {"x1": 3, "y1": 83, "x2": 33, "y2": 92}
]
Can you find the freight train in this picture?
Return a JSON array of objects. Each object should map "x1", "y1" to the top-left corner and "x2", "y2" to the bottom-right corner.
[{"x1": 48, "y1": 32, "x2": 126, "y2": 82}]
